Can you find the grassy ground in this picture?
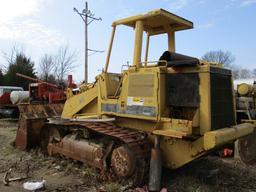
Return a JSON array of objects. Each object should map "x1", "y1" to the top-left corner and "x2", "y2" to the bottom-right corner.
[{"x1": 1, "y1": 120, "x2": 256, "y2": 192}]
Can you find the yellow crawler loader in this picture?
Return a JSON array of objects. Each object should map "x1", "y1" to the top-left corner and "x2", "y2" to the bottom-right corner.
[{"x1": 16, "y1": 9, "x2": 256, "y2": 191}]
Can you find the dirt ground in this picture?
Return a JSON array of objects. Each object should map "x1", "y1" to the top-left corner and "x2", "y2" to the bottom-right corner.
[{"x1": 1, "y1": 120, "x2": 256, "y2": 192}]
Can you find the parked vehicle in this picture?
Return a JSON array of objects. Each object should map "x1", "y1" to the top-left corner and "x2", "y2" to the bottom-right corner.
[{"x1": 0, "y1": 86, "x2": 24, "y2": 118}]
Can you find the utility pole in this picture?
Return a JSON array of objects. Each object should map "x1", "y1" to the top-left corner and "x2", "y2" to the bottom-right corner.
[{"x1": 74, "y1": 2, "x2": 102, "y2": 83}]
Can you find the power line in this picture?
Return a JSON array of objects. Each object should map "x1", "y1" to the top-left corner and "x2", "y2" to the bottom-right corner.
[
  {"x1": 73, "y1": 1, "x2": 103, "y2": 83},
  {"x1": 88, "y1": 48, "x2": 104, "y2": 53}
]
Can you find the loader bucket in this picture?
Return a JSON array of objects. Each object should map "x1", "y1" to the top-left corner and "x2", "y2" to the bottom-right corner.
[{"x1": 15, "y1": 103, "x2": 63, "y2": 150}]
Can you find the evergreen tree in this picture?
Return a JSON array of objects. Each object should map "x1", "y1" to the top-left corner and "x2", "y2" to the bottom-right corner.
[
  {"x1": 0, "y1": 69, "x2": 4, "y2": 85},
  {"x1": 4, "y1": 54, "x2": 36, "y2": 90}
]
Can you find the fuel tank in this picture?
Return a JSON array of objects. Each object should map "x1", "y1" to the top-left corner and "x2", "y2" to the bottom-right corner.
[{"x1": 10, "y1": 91, "x2": 29, "y2": 104}]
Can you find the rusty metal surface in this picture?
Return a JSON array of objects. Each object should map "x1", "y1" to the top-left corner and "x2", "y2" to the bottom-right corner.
[
  {"x1": 16, "y1": 73, "x2": 59, "y2": 88},
  {"x1": 48, "y1": 133, "x2": 104, "y2": 169},
  {"x1": 15, "y1": 117, "x2": 45, "y2": 150},
  {"x1": 18, "y1": 103, "x2": 63, "y2": 119},
  {"x1": 46, "y1": 121, "x2": 151, "y2": 185},
  {"x1": 111, "y1": 146, "x2": 135, "y2": 178},
  {"x1": 15, "y1": 103, "x2": 63, "y2": 150}
]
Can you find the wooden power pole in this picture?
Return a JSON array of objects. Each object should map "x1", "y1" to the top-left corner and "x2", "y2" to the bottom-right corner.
[{"x1": 74, "y1": 2, "x2": 102, "y2": 83}]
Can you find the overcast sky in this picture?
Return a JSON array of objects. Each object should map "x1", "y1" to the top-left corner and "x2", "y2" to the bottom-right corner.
[{"x1": 0, "y1": 0, "x2": 255, "y2": 82}]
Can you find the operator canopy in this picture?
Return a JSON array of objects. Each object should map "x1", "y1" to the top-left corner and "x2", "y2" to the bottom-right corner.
[
  {"x1": 104, "y1": 9, "x2": 195, "y2": 72},
  {"x1": 112, "y1": 9, "x2": 193, "y2": 35}
]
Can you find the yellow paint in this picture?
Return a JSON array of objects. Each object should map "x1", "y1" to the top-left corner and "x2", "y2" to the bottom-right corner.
[
  {"x1": 204, "y1": 123, "x2": 255, "y2": 150},
  {"x1": 199, "y1": 69, "x2": 211, "y2": 134},
  {"x1": 60, "y1": 9, "x2": 256, "y2": 170},
  {"x1": 168, "y1": 30, "x2": 175, "y2": 52},
  {"x1": 104, "y1": 26, "x2": 116, "y2": 73},
  {"x1": 61, "y1": 85, "x2": 98, "y2": 118},
  {"x1": 112, "y1": 9, "x2": 193, "y2": 34},
  {"x1": 133, "y1": 20, "x2": 144, "y2": 67},
  {"x1": 144, "y1": 33, "x2": 150, "y2": 65}
]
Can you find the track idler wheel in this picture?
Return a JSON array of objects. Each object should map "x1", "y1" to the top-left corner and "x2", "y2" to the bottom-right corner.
[
  {"x1": 110, "y1": 143, "x2": 150, "y2": 186},
  {"x1": 111, "y1": 146, "x2": 136, "y2": 178}
]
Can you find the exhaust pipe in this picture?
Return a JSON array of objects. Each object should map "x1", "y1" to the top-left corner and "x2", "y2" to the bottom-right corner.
[{"x1": 149, "y1": 136, "x2": 162, "y2": 191}]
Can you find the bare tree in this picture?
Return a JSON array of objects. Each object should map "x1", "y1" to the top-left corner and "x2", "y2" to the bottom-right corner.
[
  {"x1": 253, "y1": 69, "x2": 256, "y2": 78},
  {"x1": 0, "y1": 68, "x2": 4, "y2": 85},
  {"x1": 239, "y1": 69, "x2": 252, "y2": 79},
  {"x1": 232, "y1": 66, "x2": 241, "y2": 80},
  {"x1": 202, "y1": 50, "x2": 235, "y2": 67},
  {"x1": 232, "y1": 67, "x2": 254, "y2": 80},
  {"x1": 39, "y1": 54, "x2": 55, "y2": 81},
  {"x1": 54, "y1": 45, "x2": 77, "y2": 82},
  {"x1": 1, "y1": 45, "x2": 25, "y2": 72},
  {"x1": 0, "y1": 64, "x2": 4, "y2": 72}
]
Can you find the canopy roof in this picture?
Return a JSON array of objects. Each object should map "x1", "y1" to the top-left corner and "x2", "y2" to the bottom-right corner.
[{"x1": 112, "y1": 9, "x2": 193, "y2": 35}]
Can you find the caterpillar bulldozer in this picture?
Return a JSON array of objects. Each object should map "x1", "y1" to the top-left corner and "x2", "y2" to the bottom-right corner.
[{"x1": 15, "y1": 9, "x2": 256, "y2": 191}]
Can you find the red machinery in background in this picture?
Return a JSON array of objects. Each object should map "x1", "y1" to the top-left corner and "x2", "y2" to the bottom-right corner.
[
  {"x1": 16, "y1": 73, "x2": 76, "y2": 104},
  {"x1": 15, "y1": 73, "x2": 77, "y2": 150},
  {"x1": 0, "y1": 86, "x2": 24, "y2": 118}
]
